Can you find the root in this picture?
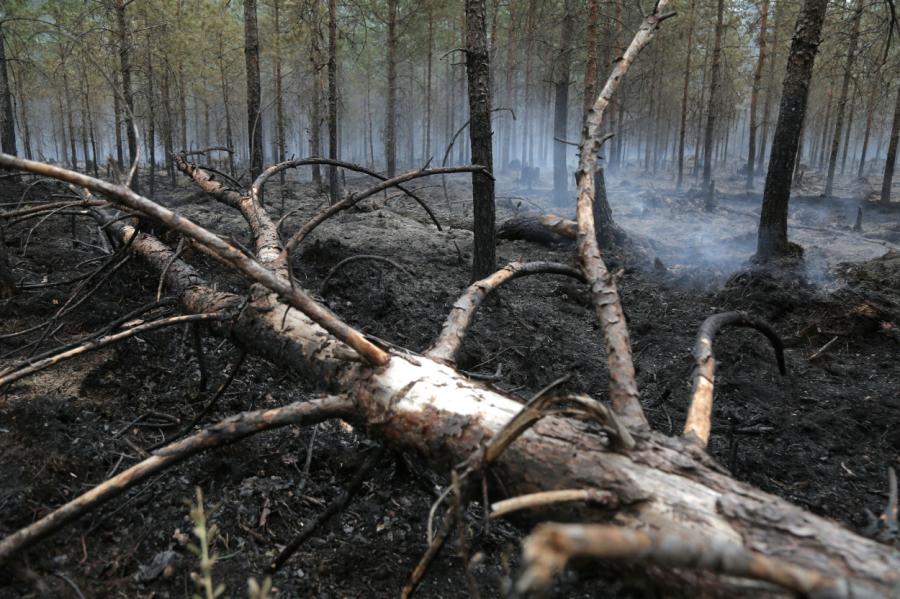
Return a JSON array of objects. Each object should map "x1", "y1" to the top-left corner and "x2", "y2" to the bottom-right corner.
[
  {"x1": 683, "y1": 311, "x2": 786, "y2": 447},
  {"x1": 0, "y1": 395, "x2": 354, "y2": 564}
]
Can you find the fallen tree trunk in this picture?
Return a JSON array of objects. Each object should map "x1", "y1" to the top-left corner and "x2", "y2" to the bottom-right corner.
[{"x1": 0, "y1": 156, "x2": 898, "y2": 596}]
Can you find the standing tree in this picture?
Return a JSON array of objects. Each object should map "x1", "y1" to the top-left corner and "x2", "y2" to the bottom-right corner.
[
  {"x1": 0, "y1": 20, "x2": 17, "y2": 157},
  {"x1": 746, "y1": 0, "x2": 769, "y2": 188},
  {"x1": 702, "y1": 0, "x2": 725, "y2": 207},
  {"x1": 824, "y1": 0, "x2": 862, "y2": 197},
  {"x1": 464, "y1": 0, "x2": 495, "y2": 280},
  {"x1": 582, "y1": 0, "x2": 600, "y2": 119},
  {"x1": 114, "y1": 0, "x2": 137, "y2": 187},
  {"x1": 327, "y1": 0, "x2": 339, "y2": 203},
  {"x1": 881, "y1": 82, "x2": 900, "y2": 203},
  {"x1": 756, "y1": 0, "x2": 829, "y2": 261},
  {"x1": 552, "y1": 0, "x2": 575, "y2": 206},
  {"x1": 385, "y1": 0, "x2": 398, "y2": 176},
  {"x1": 676, "y1": 0, "x2": 696, "y2": 190},
  {"x1": 244, "y1": 0, "x2": 264, "y2": 181}
]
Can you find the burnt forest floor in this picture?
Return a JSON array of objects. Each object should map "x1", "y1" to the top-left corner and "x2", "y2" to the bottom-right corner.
[{"x1": 1, "y1": 166, "x2": 899, "y2": 598}]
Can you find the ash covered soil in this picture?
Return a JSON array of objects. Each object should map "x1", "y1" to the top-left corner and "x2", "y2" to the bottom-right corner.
[{"x1": 1, "y1": 167, "x2": 899, "y2": 598}]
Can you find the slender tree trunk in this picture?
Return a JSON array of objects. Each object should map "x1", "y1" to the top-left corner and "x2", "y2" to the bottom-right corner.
[
  {"x1": 327, "y1": 0, "x2": 340, "y2": 203},
  {"x1": 521, "y1": 2, "x2": 536, "y2": 168},
  {"x1": 145, "y1": 31, "x2": 156, "y2": 198},
  {"x1": 10, "y1": 64, "x2": 31, "y2": 160},
  {"x1": 702, "y1": 0, "x2": 725, "y2": 206},
  {"x1": 693, "y1": 29, "x2": 711, "y2": 179},
  {"x1": 77, "y1": 62, "x2": 91, "y2": 175},
  {"x1": 112, "y1": 70, "x2": 124, "y2": 169},
  {"x1": 115, "y1": 0, "x2": 138, "y2": 188},
  {"x1": 582, "y1": 0, "x2": 600, "y2": 118},
  {"x1": 61, "y1": 62, "x2": 79, "y2": 170},
  {"x1": 244, "y1": 0, "x2": 264, "y2": 182},
  {"x1": 178, "y1": 61, "x2": 187, "y2": 152},
  {"x1": 160, "y1": 60, "x2": 175, "y2": 185},
  {"x1": 676, "y1": 0, "x2": 696, "y2": 189},
  {"x1": 880, "y1": 83, "x2": 900, "y2": 203},
  {"x1": 553, "y1": 1, "x2": 576, "y2": 205},
  {"x1": 757, "y1": 0, "x2": 829, "y2": 261},
  {"x1": 0, "y1": 22, "x2": 17, "y2": 156},
  {"x1": 757, "y1": 0, "x2": 780, "y2": 173},
  {"x1": 747, "y1": 0, "x2": 769, "y2": 188},
  {"x1": 816, "y1": 89, "x2": 833, "y2": 171},
  {"x1": 840, "y1": 86, "x2": 856, "y2": 176},
  {"x1": 609, "y1": 0, "x2": 623, "y2": 171},
  {"x1": 824, "y1": 0, "x2": 862, "y2": 196},
  {"x1": 465, "y1": 0, "x2": 496, "y2": 280},
  {"x1": 385, "y1": 0, "x2": 398, "y2": 176},
  {"x1": 273, "y1": 0, "x2": 286, "y2": 197},
  {"x1": 425, "y1": 8, "x2": 433, "y2": 162},
  {"x1": 308, "y1": 2, "x2": 323, "y2": 187},
  {"x1": 55, "y1": 91, "x2": 69, "y2": 167},
  {"x1": 857, "y1": 78, "x2": 878, "y2": 178}
]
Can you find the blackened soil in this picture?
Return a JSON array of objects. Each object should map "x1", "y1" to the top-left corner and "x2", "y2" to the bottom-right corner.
[{"x1": 0, "y1": 173, "x2": 898, "y2": 598}]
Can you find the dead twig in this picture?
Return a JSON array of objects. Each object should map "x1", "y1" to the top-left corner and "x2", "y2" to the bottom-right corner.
[
  {"x1": 0, "y1": 395, "x2": 354, "y2": 564},
  {"x1": 268, "y1": 445, "x2": 386, "y2": 573},
  {"x1": 490, "y1": 489, "x2": 615, "y2": 519},
  {"x1": 320, "y1": 254, "x2": 412, "y2": 294},
  {"x1": 427, "y1": 262, "x2": 585, "y2": 364},
  {"x1": 683, "y1": 311, "x2": 786, "y2": 447}
]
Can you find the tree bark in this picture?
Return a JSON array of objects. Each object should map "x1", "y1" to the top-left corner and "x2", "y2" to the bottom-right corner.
[
  {"x1": 385, "y1": 0, "x2": 398, "y2": 177},
  {"x1": 746, "y1": 0, "x2": 769, "y2": 188},
  {"x1": 273, "y1": 0, "x2": 287, "y2": 194},
  {"x1": 676, "y1": 0, "x2": 696, "y2": 190},
  {"x1": 824, "y1": 0, "x2": 862, "y2": 197},
  {"x1": 881, "y1": 82, "x2": 900, "y2": 204},
  {"x1": 756, "y1": 0, "x2": 829, "y2": 261},
  {"x1": 115, "y1": 0, "x2": 138, "y2": 188},
  {"x1": 0, "y1": 21, "x2": 17, "y2": 156},
  {"x1": 553, "y1": 0, "x2": 576, "y2": 206},
  {"x1": 327, "y1": 0, "x2": 340, "y2": 204},
  {"x1": 145, "y1": 29, "x2": 156, "y2": 198},
  {"x1": 702, "y1": 0, "x2": 725, "y2": 205},
  {"x1": 244, "y1": 0, "x2": 264, "y2": 181},
  {"x1": 582, "y1": 0, "x2": 600, "y2": 119},
  {"x1": 756, "y1": 0, "x2": 781, "y2": 174},
  {"x1": 465, "y1": 0, "x2": 496, "y2": 281}
]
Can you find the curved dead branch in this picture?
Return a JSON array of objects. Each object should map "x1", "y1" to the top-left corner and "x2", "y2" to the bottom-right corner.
[
  {"x1": 683, "y1": 311, "x2": 786, "y2": 447},
  {"x1": 0, "y1": 154, "x2": 390, "y2": 366},
  {"x1": 320, "y1": 254, "x2": 412, "y2": 293},
  {"x1": 516, "y1": 524, "x2": 874, "y2": 598},
  {"x1": 427, "y1": 261, "x2": 584, "y2": 364},
  {"x1": 0, "y1": 312, "x2": 228, "y2": 388},
  {"x1": 490, "y1": 489, "x2": 615, "y2": 520},
  {"x1": 175, "y1": 156, "x2": 284, "y2": 273},
  {"x1": 250, "y1": 158, "x2": 443, "y2": 231},
  {"x1": 0, "y1": 395, "x2": 353, "y2": 564},
  {"x1": 280, "y1": 165, "x2": 488, "y2": 259},
  {"x1": 573, "y1": 4, "x2": 673, "y2": 430}
]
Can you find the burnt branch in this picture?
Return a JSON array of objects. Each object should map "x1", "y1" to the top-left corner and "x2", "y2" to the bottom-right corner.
[
  {"x1": 683, "y1": 311, "x2": 786, "y2": 447},
  {"x1": 320, "y1": 254, "x2": 412, "y2": 293},
  {"x1": 517, "y1": 524, "x2": 869, "y2": 598},
  {"x1": 573, "y1": 3, "x2": 674, "y2": 429},
  {"x1": 427, "y1": 261, "x2": 584, "y2": 364},
  {"x1": 0, "y1": 395, "x2": 354, "y2": 563}
]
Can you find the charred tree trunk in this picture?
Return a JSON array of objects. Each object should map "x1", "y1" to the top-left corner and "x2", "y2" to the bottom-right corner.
[
  {"x1": 115, "y1": 0, "x2": 138, "y2": 188},
  {"x1": 465, "y1": 0, "x2": 496, "y2": 281},
  {"x1": 747, "y1": 0, "x2": 769, "y2": 188},
  {"x1": 702, "y1": 0, "x2": 725, "y2": 206},
  {"x1": 881, "y1": 82, "x2": 900, "y2": 204},
  {"x1": 244, "y1": 0, "x2": 264, "y2": 182},
  {"x1": 756, "y1": 0, "x2": 781, "y2": 174},
  {"x1": 756, "y1": 0, "x2": 828, "y2": 262},
  {"x1": 582, "y1": 0, "x2": 600, "y2": 119},
  {"x1": 553, "y1": 0, "x2": 576, "y2": 206},
  {"x1": 327, "y1": 0, "x2": 340, "y2": 204},
  {"x1": 676, "y1": 0, "x2": 696, "y2": 190},
  {"x1": 824, "y1": 0, "x2": 862, "y2": 197},
  {"x1": 385, "y1": 0, "x2": 398, "y2": 177},
  {"x1": 0, "y1": 22, "x2": 17, "y2": 156}
]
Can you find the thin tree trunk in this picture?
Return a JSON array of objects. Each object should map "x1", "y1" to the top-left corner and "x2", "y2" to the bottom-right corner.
[
  {"x1": 676, "y1": 0, "x2": 696, "y2": 189},
  {"x1": 161, "y1": 60, "x2": 176, "y2": 185},
  {"x1": 500, "y1": 5, "x2": 516, "y2": 169},
  {"x1": 609, "y1": 0, "x2": 623, "y2": 171},
  {"x1": 113, "y1": 69, "x2": 124, "y2": 169},
  {"x1": 465, "y1": 0, "x2": 496, "y2": 280},
  {"x1": 244, "y1": 0, "x2": 264, "y2": 181},
  {"x1": 327, "y1": 0, "x2": 339, "y2": 203},
  {"x1": 880, "y1": 83, "x2": 900, "y2": 203},
  {"x1": 10, "y1": 63, "x2": 31, "y2": 160},
  {"x1": 816, "y1": 88, "x2": 833, "y2": 171},
  {"x1": 145, "y1": 30, "x2": 156, "y2": 198},
  {"x1": 824, "y1": 0, "x2": 862, "y2": 196},
  {"x1": 425, "y1": 8, "x2": 433, "y2": 162},
  {"x1": 385, "y1": 0, "x2": 398, "y2": 177},
  {"x1": 747, "y1": 0, "x2": 769, "y2": 188},
  {"x1": 553, "y1": 0, "x2": 576, "y2": 205},
  {"x1": 0, "y1": 22, "x2": 17, "y2": 156},
  {"x1": 757, "y1": 0, "x2": 829, "y2": 261},
  {"x1": 583, "y1": 0, "x2": 600, "y2": 118},
  {"x1": 702, "y1": 0, "x2": 725, "y2": 205},
  {"x1": 757, "y1": 0, "x2": 780, "y2": 173},
  {"x1": 840, "y1": 85, "x2": 856, "y2": 176},
  {"x1": 178, "y1": 61, "x2": 188, "y2": 152},
  {"x1": 273, "y1": 0, "x2": 286, "y2": 197},
  {"x1": 857, "y1": 77, "x2": 878, "y2": 178},
  {"x1": 115, "y1": 0, "x2": 138, "y2": 188}
]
